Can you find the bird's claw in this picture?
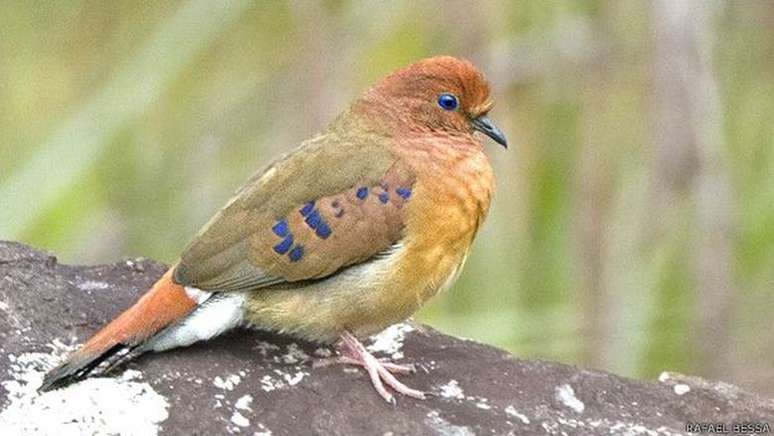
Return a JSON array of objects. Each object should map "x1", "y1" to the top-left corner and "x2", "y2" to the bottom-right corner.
[{"x1": 336, "y1": 331, "x2": 427, "y2": 403}]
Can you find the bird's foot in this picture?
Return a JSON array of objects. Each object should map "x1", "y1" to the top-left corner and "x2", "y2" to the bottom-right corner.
[{"x1": 336, "y1": 330, "x2": 425, "y2": 403}]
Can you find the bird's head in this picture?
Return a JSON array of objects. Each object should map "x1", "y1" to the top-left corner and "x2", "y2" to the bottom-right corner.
[{"x1": 360, "y1": 56, "x2": 507, "y2": 148}]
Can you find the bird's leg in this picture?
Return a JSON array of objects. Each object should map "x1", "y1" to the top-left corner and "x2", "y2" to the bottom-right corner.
[{"x1": 336, "y1": 330, "x2": 425, "y2": 403}]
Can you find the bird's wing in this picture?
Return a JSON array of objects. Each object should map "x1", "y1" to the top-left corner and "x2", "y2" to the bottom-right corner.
[{"x1": 173, "y1": 134, "x2": 416, "y2": 292}]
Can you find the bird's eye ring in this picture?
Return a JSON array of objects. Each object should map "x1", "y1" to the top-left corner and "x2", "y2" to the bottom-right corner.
[{"x1": 437, "y1": 93, "x2": 459, "y2": 111}]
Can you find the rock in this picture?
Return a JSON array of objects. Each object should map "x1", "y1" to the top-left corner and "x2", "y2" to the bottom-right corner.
[{"x1": 0, "y1": 241, "x2": 772, "y2": 435}]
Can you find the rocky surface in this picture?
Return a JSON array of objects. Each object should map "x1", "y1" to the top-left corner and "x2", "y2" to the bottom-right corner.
[{"x1": 0, "y1": 241, "x2": 773, "y2": 435}]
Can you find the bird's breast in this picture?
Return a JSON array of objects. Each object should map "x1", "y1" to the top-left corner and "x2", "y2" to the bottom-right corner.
[{"x1": 390, "y1": 142, "x2": 495, "y2": 307}]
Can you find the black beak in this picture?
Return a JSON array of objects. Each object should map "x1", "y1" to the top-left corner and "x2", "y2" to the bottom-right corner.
[{"x1": 472, "y1": 116, "x2": 507, "y2": 148}]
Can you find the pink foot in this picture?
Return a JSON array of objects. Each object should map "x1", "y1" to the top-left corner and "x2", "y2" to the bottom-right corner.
[
  {"x1": 337, "y1": 356, "x2": 415, "y2": 375},
  {"x1": 337, "y1": 330, "x2": 426, "y2": 403}
]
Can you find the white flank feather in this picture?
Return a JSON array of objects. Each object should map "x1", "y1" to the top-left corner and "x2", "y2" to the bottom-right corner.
[{"x1": 146, "y1": 291, "x2": 245, "y2": 352}]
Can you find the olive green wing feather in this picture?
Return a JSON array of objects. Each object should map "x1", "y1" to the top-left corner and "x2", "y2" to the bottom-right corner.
[{"x1": 173, "y1": 133, "x2": 415, "y2": 292}]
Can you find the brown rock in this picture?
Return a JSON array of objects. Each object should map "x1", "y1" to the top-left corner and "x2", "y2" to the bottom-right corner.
[{"x1": 1, "y1": 241, "x2": 772, "y2": 435}]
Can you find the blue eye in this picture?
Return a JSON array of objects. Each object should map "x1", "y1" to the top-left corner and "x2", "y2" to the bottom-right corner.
[{"x1": 437, "y1": 93, "x2": 458, "y2": 111}]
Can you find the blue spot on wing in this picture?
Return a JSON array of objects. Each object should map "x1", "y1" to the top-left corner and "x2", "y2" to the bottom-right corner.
[
  {"x1": 315, "y1": 221, "x2": 331, "y2": 239},
  {"x1": 396, "y1": 187, "x2": 412, "y2": 199},
  {"x1": 305, "y1": 210, "x2": 322, "y2": 229},
  {"x1": 378, "y1": 192, "x2": 389, "y2": 203},
  {"x1": 272, "y1": 219, "x2": 289, "y2": 237},
  {"x1": 288, "y1": 245, "x2": 304, "y2": 262},
  {"x1": 299, "y1": 201, "x2": 315, "y2": 217},
  {"x1": 273, "y1": 234, "x2": 293, "y2": 255},
  {"x1": 356, "y1": 187, "x2": 368, "y2": 199}
]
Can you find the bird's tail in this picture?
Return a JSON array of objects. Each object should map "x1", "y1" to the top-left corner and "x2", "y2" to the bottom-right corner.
[{"x1": 39, "y1": 267, "x2": 197, "y2": 392}]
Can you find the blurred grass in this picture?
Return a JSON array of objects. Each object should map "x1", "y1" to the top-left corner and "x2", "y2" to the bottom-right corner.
[{"x1": 1, "y1": 1, "x2": 772, "y2": 394}]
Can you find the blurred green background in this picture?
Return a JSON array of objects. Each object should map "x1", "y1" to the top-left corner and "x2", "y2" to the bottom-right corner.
[{"x1": 2, "y1": 1, "x2": 772, "y2": 395}]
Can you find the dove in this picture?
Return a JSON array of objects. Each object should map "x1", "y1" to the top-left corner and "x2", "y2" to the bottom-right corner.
[{"x1": 40, "y1": 56, "x2": 507, "y2": 403}]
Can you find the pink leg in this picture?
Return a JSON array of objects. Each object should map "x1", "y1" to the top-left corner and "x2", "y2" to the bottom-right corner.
[{"x1": 337, "y1": 331, "x2": 425, "y2": 403}]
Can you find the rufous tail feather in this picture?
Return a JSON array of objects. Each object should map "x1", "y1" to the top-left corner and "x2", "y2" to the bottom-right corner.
[{"x1": 39, "y1": 267, "x2": 196, "y2": 391}]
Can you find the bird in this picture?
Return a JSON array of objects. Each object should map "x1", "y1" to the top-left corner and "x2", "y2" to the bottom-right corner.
[{"x1": 39, "y1": 55, "x2": 507, "y2": 403}]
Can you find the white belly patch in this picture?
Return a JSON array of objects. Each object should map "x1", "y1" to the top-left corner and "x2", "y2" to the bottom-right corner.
[{"x1": 146, "y1": 289, "x2": 245, "y2": 352}]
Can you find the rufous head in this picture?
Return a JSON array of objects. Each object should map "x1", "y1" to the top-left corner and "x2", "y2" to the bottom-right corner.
[{"x1": 360, "y1": 56, "x2": 507, "y2": 148}]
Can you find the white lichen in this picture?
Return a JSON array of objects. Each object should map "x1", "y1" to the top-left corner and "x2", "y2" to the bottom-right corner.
[
  {"x1": 475, "y1": 400, "x2": 491, "y2": 410},
  {"x1": 258, "y1": 368, "x2": 309, "y2": 392},
  {"x1": 424, "y1": 410, "x2": 475, "y2": 436},
  {"x1": 313, "y1": 347, "x2": 332, "y2": 358},
  {"x1": 505, "y1": 405, "x2": 530, "y2": 424},
  {"x1": 253, "y1": 422, "x2": 272, "y2": 436},
  {"x1": 673, "y1": 384, "x2": 690, "y2": 395},
  {"x1": 555, "y1": 383, "x2": 585, "y2": 413},
  {"x1": 234, "y1": 394, "x2": 253, "y2": 411},
  {"x1": 260, "y1": 374, "x2": 283, "y2": 392},
  {"x1": 0, "y1": 341, "x2": 169, "y2": 436},
  {"x1": 283, "y1": 371, "x2": 307, "y2": 386},
  {"x1": 230, "y1": 410, "x2": 250, "y2": 428},
  {"x1": 367, "y1": 323, "x2": 414, "y2": 359},
  {"x1": 213, "y1": 374, "x2": 242, "y2": 391},
  {"x1": 77, "y1": 280, "x2": 110, "y2": 291},
  {"x1": 253, "y1": 341, "x2": 280, "y2": 357},
  {"x1": 553, "y1": 416, "x2": 683, "y2": 436},
  {"x1": 439, "y1": 379, "x2": 465, "y2": 400},
  {"x1": 281, "y1": 343, "x2": 310, "y2": 364}
]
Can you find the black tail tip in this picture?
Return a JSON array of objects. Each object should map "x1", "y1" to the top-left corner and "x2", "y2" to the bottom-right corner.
[
  {"x1": 38, "y1": 349, "x2": 105, "y2": 393},
  {"x1": 38, "y1": 363, "x2": 80, "y2": 393},
  {"x1": 38, "y1": 343, "x2": 137, "y2": 393}
]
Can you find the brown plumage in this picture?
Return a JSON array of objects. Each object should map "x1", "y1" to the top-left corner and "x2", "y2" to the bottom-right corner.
[{"x1": 42, "y1": 56, "x2": 507, "y2": 402}]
